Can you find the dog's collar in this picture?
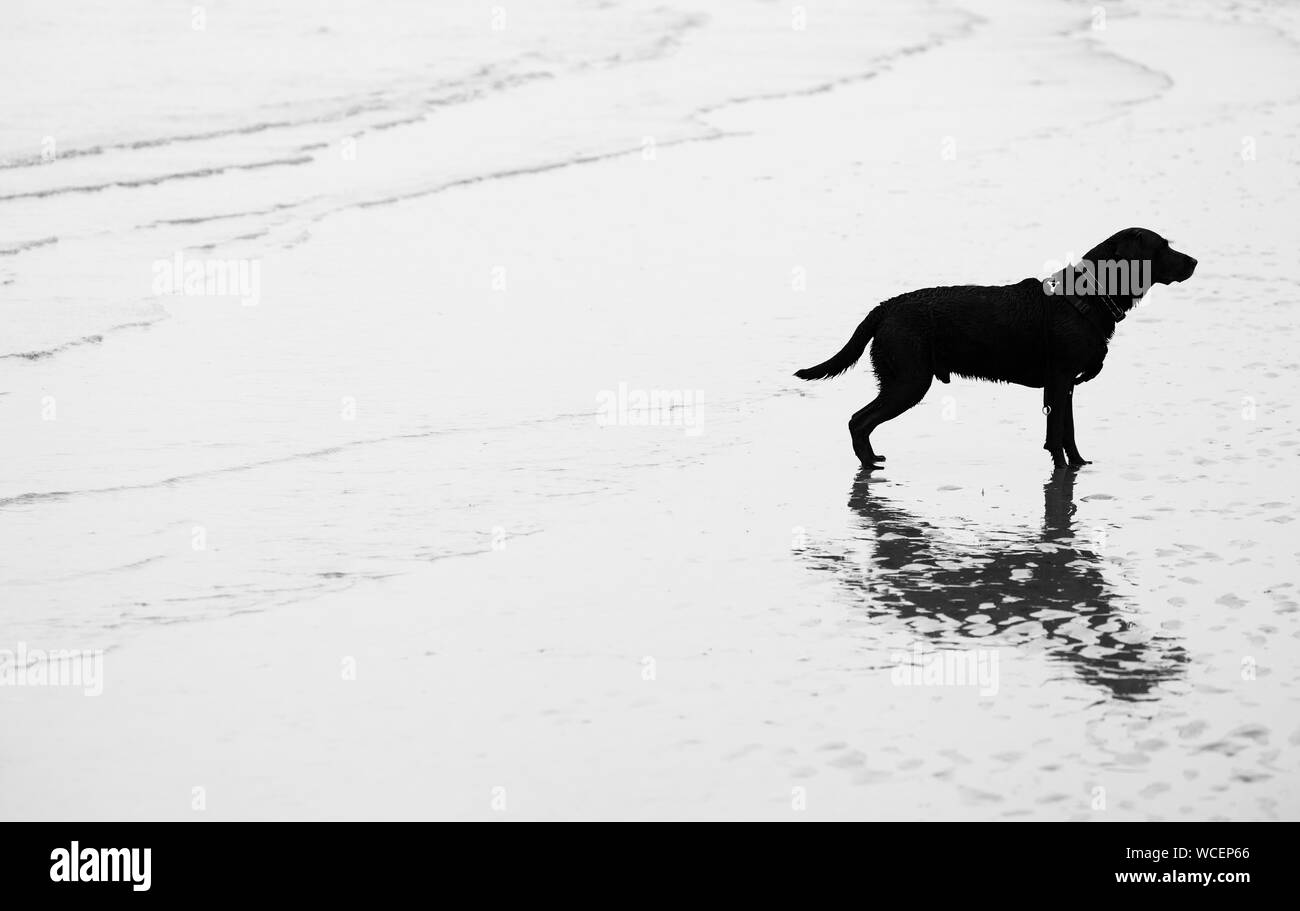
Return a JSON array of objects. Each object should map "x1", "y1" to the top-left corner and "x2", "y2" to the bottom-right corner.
[
  {"x1": 1043, "y1": 270, "x2": 1118, "y2": 338},
  {"x1": 1064, "y1": 293, "x2": 1110, "y2": 333},
  {"x1": 1045, "y1": 265, "x2": 1125, "y2": 333},
  {"x1": 1075, "y1": 262, "x2": 1126, "y2": 322}
]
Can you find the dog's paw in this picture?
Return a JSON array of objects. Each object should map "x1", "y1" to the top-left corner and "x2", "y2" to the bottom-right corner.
[{"x1": 851, "y1": 441, "x2": 884, "y2": 466}]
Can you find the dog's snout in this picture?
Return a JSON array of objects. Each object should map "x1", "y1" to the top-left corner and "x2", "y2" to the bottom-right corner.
[{"x1": 1168, "y1": 250, "x2": 1197, "y2": 282}]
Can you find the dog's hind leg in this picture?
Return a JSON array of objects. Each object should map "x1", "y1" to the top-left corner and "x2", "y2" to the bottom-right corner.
[
  {"x1": 850, "y1": 374, "x2": 932, "y2": 467},
  {"x1": 1062, "y1": 388, "x2": 1091, "y2": 467},
  {"x1": 848, "y1": 403, "x2": 886, "y2": 464}
]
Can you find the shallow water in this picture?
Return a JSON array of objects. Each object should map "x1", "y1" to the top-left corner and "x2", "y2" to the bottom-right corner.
[{"x1": 1, "y1": 0, "x2": 1298, "y2": 819}]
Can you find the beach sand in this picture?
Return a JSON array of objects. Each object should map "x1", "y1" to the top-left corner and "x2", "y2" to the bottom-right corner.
[{"x1": 2, "y1": 0, "x2": 1299, "y2": 819}]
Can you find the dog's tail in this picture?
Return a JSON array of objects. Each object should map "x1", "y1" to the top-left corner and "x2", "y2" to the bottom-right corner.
[{"x1": 793, "y1": 305, "x2": 885, "y2": 380}]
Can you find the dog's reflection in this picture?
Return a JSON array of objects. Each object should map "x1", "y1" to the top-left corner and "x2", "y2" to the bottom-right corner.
[{"x1": 804, "y1": 468, "x2": 1186, "y2": 699}]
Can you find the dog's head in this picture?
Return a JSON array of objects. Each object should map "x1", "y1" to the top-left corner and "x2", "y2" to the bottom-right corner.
[{"x1": 1083, "y1": 228, "x2": 1197, "y2": 291}]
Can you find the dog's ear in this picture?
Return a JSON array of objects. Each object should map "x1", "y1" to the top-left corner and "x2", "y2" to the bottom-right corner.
[
  {"x1": 1083, "y1": 232, "x2": 1120, "y2": 265},
  {"x1": 1084, "y1": 228, "x2": 1141, "y2": 265},
  {"x1": 1113, "y1": 228, "x2": 1140, "y2": 260}
]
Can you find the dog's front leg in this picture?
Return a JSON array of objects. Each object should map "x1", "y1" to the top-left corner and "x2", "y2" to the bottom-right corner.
[
  {"x1": 1062, "y1": 386, "x2": 1091, "y2": 466},
  {"x1": 1042, "y1": 378, "x2": 1069, "y2": 470}
]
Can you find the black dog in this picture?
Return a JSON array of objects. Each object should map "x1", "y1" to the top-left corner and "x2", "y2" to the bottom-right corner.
[{"x1": 794, "y1": 228, "x2": 1197, "y2": 468}]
